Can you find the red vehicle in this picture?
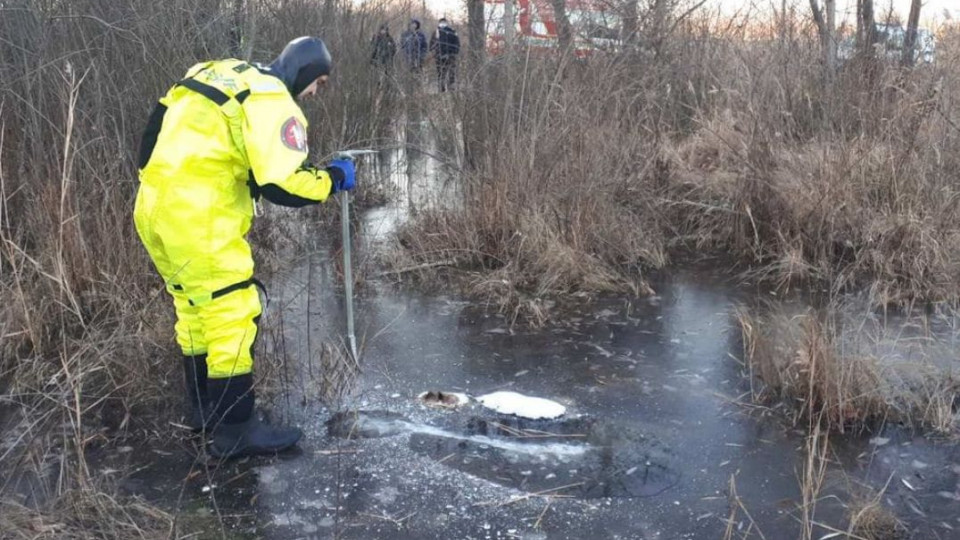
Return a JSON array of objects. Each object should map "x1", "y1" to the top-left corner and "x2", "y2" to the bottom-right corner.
[{"x1": 483, "y1": 0, "x2": 621, "y2": 57}]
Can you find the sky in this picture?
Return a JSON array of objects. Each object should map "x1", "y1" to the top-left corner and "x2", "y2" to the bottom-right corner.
[
  {"x1": 424, "y1": 0, "x2": 957, "y2": 26},
  {"x1": 723, "y1": 0, "x2": 956, "y2": 24}
]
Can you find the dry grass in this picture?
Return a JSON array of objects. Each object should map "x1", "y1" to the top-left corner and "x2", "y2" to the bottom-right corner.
[
  {"x1": 736, "y1": 305, "x2": 959, "y2": 434},
  {"x1": 391, "y1": 15, "x2": 960, "y2": 320},
  {"x1": 721, "y1": 473, "x2": 766, "y2": 540},
  {"x1": 0, "y1": 491, "x2": 173, "y2": 540},
  {"x1": 846, "y1": 495, "x2": 908, "y2": 540},
  {"x1": 665, "y1": 83, "x2": 960, "y2": 304},
  {"x1": 318, "y1": 341, "x2": 362, "y2": 406},
  {"x1": 390, "y1": 56, "x2": 669, "y2": 323},
  {"x1": 0, "y1": 0, "x2": 404, "y2": 536},
  {"x1": 798, "y1": 420, "x2": 830, "y2": 540}
]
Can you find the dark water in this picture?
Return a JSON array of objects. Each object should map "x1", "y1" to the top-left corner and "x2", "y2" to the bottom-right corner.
[{"x1": 91, "y1": 112, "x2": 960, "y2": 539}]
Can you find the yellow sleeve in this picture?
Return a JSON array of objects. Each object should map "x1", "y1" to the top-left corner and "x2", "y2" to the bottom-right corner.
[{"x1": 241, "y1": 91, "x2": 333, "y2": 205}]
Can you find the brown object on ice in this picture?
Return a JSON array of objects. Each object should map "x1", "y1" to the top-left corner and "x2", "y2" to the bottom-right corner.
[{"x1": 419, "y1": 391, "x2": 462, "y2": 407}]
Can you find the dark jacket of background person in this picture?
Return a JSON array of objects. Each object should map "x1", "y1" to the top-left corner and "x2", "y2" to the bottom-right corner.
[
  {"x1": 430, "y1": 19, "x2": 460, "y2": 92},
  {"x1": 370, "y1": 25, "x2": 396, "y2": 67},
  {"x1": 429, "y1": 21, "x2": 460, "y2": 59},
  {"x1": 400, "y1": 20, "x2": 428, "y2": 70}
]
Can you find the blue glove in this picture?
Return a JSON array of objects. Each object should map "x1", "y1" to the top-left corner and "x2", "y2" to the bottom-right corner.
[{"x1": 327, "y1": 158, "x2": 356, "y2": 193}]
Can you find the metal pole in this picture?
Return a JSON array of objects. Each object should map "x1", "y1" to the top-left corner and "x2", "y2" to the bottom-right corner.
[
  {"x1": 340, "y1": 190, "x2": 358, "y2": 361},
  {"x1": 333, "y1": 149, "x2": 375, "y2": 361}
]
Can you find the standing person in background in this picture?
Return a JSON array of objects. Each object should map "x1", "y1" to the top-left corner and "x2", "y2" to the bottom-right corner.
[
  {"x1": 370, "y1": 23, "x2": 396, "y2": 72},
  {"x1": 400, "y1": 19, "x2": 427, "y2": 72},
  {"x1": 430, "y1": 18, "x2": 460, "y2": 92}
]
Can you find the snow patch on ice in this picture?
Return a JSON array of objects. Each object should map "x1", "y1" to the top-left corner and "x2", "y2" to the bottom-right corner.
[{"x1": 476, "y1": 391, "x2": 566, "y2": 419}]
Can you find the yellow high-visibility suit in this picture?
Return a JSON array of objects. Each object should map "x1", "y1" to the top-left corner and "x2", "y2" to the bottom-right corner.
[{"x1": 134, "y1": 59, "x2": 333, "y2": 379}]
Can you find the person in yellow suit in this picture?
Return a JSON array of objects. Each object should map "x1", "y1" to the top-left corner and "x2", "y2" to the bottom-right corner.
[{"x1": 134, "y1": 37, "x2": 355, "y2": 458}]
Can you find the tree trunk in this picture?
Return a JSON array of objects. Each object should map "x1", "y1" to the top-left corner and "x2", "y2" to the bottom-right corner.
[
  {"x1": 504, "y1": 0, "x2": 516, "y2": 47},
  {"x1": 621, "y1": 0, "x2": 638, "y2": 46},
  {"x1": 811, "y1": 0, "x2": 837, "y2": 77},
  {"x1": 856, "y1": 0, "x2": 876, "y2": 56},
  {"x1": 229, "y1": 0, "x2": 240, "y2": 57},
  {"x1": 650, "y1": 0, "x2": 671, "y2": 58},
  {"x1": 548, "y1": 0, "x2": 574, "y2": 56},
  {"x1": 902, "y1": 0, "x2": 922, "y2": 67},
  {"x1": 464, "y1": 0, "x2": 487, "y2": 170},
  {"x1": 809, "y1": 1, "x2": 827, "y2": 57},
  {"x1": 467, "y1": 0, "x2": 486, "y2": 67},
  {"x1": 825, "y1": 0, "x2": 836, "y2": 71}
]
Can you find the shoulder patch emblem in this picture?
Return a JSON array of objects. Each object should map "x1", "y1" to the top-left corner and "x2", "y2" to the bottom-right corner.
[{"x1": 280, "y1": 117, "x2": 307, "y2": 152}]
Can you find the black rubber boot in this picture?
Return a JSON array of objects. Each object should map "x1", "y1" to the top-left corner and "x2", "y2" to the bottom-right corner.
[
  {"x1": 207, "y1": 374, "x2": 302, "y2": 459},
  {"x1": 182, "y1": 354, "x2": 212, "y2": 432}
]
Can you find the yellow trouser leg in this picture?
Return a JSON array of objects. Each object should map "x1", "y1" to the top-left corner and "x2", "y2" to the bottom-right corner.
[
  {"x1": 171, "y1": 290, "x2": 207, "y2": 357},
  {"x1": 199, "y1": 285, "x2": 262, "y2": 379},
  {"x1": 135, "y1": 198, "x2": 208, "y2": 358}
]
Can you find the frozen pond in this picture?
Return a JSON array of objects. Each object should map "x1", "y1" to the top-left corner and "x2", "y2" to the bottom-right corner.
[{"x1": 92, "y1": 109, "x2": 960, "y2": 539}]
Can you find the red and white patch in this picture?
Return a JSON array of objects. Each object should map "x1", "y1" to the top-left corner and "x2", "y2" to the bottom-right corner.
[{"x1": 280, "y1": 117, "x2": 307, "y2": 152}]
